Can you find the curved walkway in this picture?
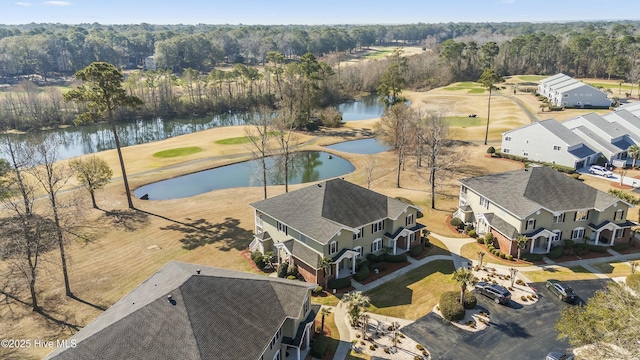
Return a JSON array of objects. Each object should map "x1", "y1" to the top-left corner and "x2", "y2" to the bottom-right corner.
[
  {"x1": 497, "y1": 91, "x2": 540, "y2": 124},
  {"x1": 332, "y1": 230, "x2": 640, "y2": 359}
]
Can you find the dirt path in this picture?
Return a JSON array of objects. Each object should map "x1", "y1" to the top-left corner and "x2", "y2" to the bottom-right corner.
[{"x1": 496, "y1": 91, "x2": 539, "y2": 124}]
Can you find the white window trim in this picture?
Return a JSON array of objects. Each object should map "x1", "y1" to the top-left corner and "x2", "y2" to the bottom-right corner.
[
  {"x1": 409, "y1": 232, "x2": 416, "y2": 242},
  {"x1": 480, "y1": 196, "x2": 489, "y2": 209},
  {"x1": 329, "y1": 241, "x2": 338, "y2": 254},
  {"x1": 354, "y1": 246, "x2": 363, "y2": 258},
  {"x1": 353, "y1": 227, "x2": 364, "y2": 240},
  {"x1": 372, "y1": 238, "x2": 382, "y2": 252},
  {"x1": 406, "y1": 214, "x2": 414, "y2": 226},
  {"x1": 277, "y1": 221, "x2": 288, "y2": 235},
  {"x1": 553, "y1": 213, "x2": 565, "y2": 224},
  {"x1": 614, "y1": 209, "x2": 624, "y2": 221},
  {"x1": 551, "y1": 230, "x2": 562, "y2": 242},
  {"x1": 526, "y1": 218, "x2": 535, "y2": 230},
  {"x1": 575, "y1": 211, "x2": 588, "y2": 222},
  {"x1": 571, "y1": 227, "x2": 585, "y2": 240},
  {"x1": 615, "y1": 228, "x2": 624, "y2": 238}
]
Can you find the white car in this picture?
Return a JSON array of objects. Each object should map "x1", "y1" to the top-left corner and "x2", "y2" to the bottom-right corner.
[{"x1": 589, "y1": 165, "x2": 613, "y2": 177}]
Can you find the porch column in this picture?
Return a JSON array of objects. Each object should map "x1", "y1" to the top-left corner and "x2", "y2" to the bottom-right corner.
[
  {"x1": 595, "y1": 230, "x2": 601, "y2": 246},
  {"x1": 530, "y1": 238, "x2": 535, "y2": 253},
  {"x1": 546, "y1": 236, "x2": 552, "y2": 253},
  {"x1": 276, "y1": 248, "x2": 281, "y2": 264},
  {"x1": 393, "y1": 240, "x2": 397, "y2": 255},
  {"x1": 351, "y1": 255, "x2": 356, "y2": 274},
  {"x1": 335, "y1": 262, "x2": 340, "y2": 279},
  {"x1": 305, "y1": 324, "x2": 310, "y2": 348},
  {"x1": 406, "y1": 234, "x2": 411, "y2": 251},
  {"x1": 296, "y1": 346, "x2": 300, "y2": 360}
]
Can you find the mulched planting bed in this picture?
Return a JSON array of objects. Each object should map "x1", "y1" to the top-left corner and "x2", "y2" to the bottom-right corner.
[{"x1": 240, "y1": 249, "x2": 275, "y2": 274}]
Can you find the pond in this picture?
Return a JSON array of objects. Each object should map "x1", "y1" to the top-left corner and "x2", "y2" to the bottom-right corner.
[
  {"x1": 133, "y1": 151, "x2": 355, "y2": 200},
  {"x1": 338, "y1": 94, "x2": 385, "y2": 121},
  {"x1": 324, "y1": 138, "x2": 390, "y2": 154}
]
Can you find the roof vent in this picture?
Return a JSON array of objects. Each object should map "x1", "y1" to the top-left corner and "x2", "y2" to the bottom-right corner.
[
  {"x1": 524, "y1": 168, "x2": 528, "y2": 171},
  {"x1": 196, "y1": 269, "x2": 201, "y2": 274},
  {"x1": 167, "y1": 294, "x2": 176, "y2": 305},
  {"x1": 167, "y1": 295, "x2": 172, "y2": 300},
  {"x1": 317, "y1": 184, "x2": 322, "y2": 187}
]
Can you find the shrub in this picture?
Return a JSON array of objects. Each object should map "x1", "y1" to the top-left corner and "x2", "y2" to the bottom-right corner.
[
  {"x1": 487, "y1": 244, "x2": 495, "y2": 251},
  {"x1": 250, "y1": 251, "x2": 263, "y2": 261},
  {"x1": 522, "y1": 253, "x2": 544, "y2": 262},
  {"x1": 287, "y1": 263, "x2": 298, "y2": 276},
  {"x1": 499, "y1": 252, "x2": 506, "y2": 259},
  {"x1": 382, "y1": 254, "x2": 407, "y2": 263},
  {"x1": 468, "y1": 229, "x2": 477, "y2": 238},
  {"x1": 313, "y1": 286, "x2": 323, "y2": 295},
  {"x1": 416, "y1": 344, "x2": 425, "y2": 351},
  {"x1": 254, "y1": 256, "x2": 266, "y2": 269},
  {"x1": 587, "y1": 244, "x2": 608, "y2": 253},
  {"x1": 484, "y1": 232, "x2": 495, "y2": 245},
  {"x1": 507, "y1": 254, "x2": 513, "y2": 261},
  {"x1": 353, "y1": 266, "x2": 370, "y2": 282},
  {"x1": 548, "y1": 246, "x2": 564, "y2": 259},
  {"x1": 613, "y1": 243, "x2": 630, "y2": 252},
  {"x1": 476, "y1": 237, "x2": 485, "y2": 244},
  {"x1": 317, "y1": 107, "x2": 343, "y2": 127},
  {"x1": 328, "y1": 277, "x2": 351, "y2": 289},
  {"x1": 487, "y1": 146, "x2": 496, "y2": 156},
  {"x1": 564, "y1": 239, "x2": 575, "y2": 247},
  {"x1": 366, "y1": 253, "x2": 379, "y2": 263},
  {"x1": 311, "y1": 335, "x2": 329, "y2": 358},
  {"x1": 450, "y1": 217, "x2": 464, "y2": 229},
  {"x1": 439, "y1": 291, "x2": 465, "y2": 321},
  {"x1": 277, "y1": 263, "x2": 289, "y2": 278},
  {"x1": 410, "y1": 245, "x2": 424, "y2": 257},
  {"x1": 463, "y1": 292, "x2": 477, "y2": 310},
  {"x1": 287, "y1": 275, "x2": 297, "y2": 280},
  {"x1": 570, "y1": 173, "x2": 581, "y2": 180},
  {"x1": 626, "y1": 274, "x2": 640, "y2": 292}
]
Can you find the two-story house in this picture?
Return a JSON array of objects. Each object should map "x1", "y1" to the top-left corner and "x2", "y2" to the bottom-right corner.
[
  {"x1": 249, "y1": 178, "x2": 424, "y2": 284},
  {"x1": 454, "y1": 167, "x2": 635, "y2": 257},
  {"x1": 46, "y1": 261, "x2": 318, "y2": 360}
]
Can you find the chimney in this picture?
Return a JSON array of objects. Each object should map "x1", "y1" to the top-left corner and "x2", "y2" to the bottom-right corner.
[{"x1": 196, "y1": 269, "x2": 201, "y2": 274}]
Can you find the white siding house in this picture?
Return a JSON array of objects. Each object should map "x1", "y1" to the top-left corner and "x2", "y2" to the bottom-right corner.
[
  {"x1": 537, "y1": 73, "x2": 612, "y2": 108},
  {"x1": 143, "y1": 56, "x2": 156, "y2": 71}
]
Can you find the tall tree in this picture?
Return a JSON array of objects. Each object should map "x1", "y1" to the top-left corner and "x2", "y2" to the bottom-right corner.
[
  {"x1": 63, "y1": 62, "x2": 143, "y2": 209},
  {"x1": 556, "y1": 282, "x2": 640, "y2": 360},
  {"x1": 69, "y1": 155, "x2": 113, "y2": 209},
  {"x1": 377, "y1": 48, "x2": 408, "y2": 109},
  {"x1": 451, "y1": 267, "x2": 474, "y2": 306},
  {"x1": 375, "y1": 104, "x2": 416, "y2": 188},
  {"x1": 30, "y1": 136, "x2": 73, "y2": 296},
  {"x1": 342, "y1": 291, "x2": 370, "y2": 327},
  {"x1": 245, "y1": 106, "x2": 276, "y2": 199},
  {"x1": 515, "y1": 235, "x2": 529, "y2": 260},
  {"x1": 478, "y1": 69, "x2": 504, "y2": 146},
  {"x1": 627, "y1": 145, "x2": 640, "y2": 169},
  {"x1": 271, "y1": 106, "x2": 299, "y2": 193},
  {"x1": 319, "y1": 307, "x2": 332, "y2": 335}
]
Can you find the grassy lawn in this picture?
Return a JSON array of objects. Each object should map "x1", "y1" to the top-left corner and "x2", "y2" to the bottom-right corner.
[
  {"x1": 152, "y1": 146, "x2": 202, "y2": 158},
  {"x1": 459, "y1": 242, "x2": 532, "y2": 267},
  {"x1": 361, "y1": 48, "x2": 395, "y2": 59},
  {"x1": 467, "y1": 88, "x2": 486, "y2": 94},
  {"x1": 589, "y1": 261, "x2": 633, "y2": 277},
  {"x1": 443, "y1": 81, "x2": 482, "y2": 91},
  {"x1": 585, "y1": 82, "x2": 633, "y2": 92},
  {"x1": 426, "y1": 236, "x2": 451, "y2": 256},
  {"x1": 524, "y1": 265, "x2": 597, "y2": 282},
  {"x1": 446, "y1": 116, "x2": 485, "y2": 127},
  {"x1": 312, "y1": 292, "x2": 342, "y2": 307},
  {"x1": 366, "y1": 260, "x2": 456, "y2": 320},
  {"x1": 517, "y1": 75, "x2": 546, "y2": 82},
  {"x1": 214, "y1": 136, "x2": 256, "y2": 145}
]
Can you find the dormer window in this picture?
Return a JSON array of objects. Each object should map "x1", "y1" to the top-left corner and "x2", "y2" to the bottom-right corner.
[{"x1": 525, "y1": 218, "x2": 536, "y2": 231}]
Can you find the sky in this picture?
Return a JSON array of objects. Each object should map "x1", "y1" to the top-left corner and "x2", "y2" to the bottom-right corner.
[{"x1": 0, "y1": 0, "x2": 638, "y2": 25}]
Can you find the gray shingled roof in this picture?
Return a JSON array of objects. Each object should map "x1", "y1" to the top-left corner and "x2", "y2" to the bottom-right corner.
[
  {"x1": 46, "y1": 262, "x2": 313, "y2": 360},
  {"x1": 538, "y1": 119, "x2": 585, "y2": 146},
  {"x1": 568, "y1": 145, "x2": 596, "y2": 159},
  {"x1": 572, "y1": 126, "x2": 622, "y2": 155},
  {"x1": 483, "y1": 213, "x2": 519, "y2": 239},
  {"x1": 460, "y1": 167, "x2": 620, "y2": 219},
  {"x1": 250, "y1": 179, "x2": 415, "y2": 244},
  {"x1": 283, "y1": 239, "x2": 322, "y2": 268}
]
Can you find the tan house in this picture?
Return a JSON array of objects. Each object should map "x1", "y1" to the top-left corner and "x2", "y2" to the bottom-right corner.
[
  {"x1": 250, "y1": 178, "x2": 424, "y2": 284},
  {"x1": 46, "y1": 261, "x2": 318, "y2": 360},
  {"x1": 454, "y1": 167, "x2": 634, "y2": 257}
]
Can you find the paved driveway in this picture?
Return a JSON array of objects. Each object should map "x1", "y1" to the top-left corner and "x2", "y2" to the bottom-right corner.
[{"x1": 401, "y1": 279, "x2": 610, "y2": 360}]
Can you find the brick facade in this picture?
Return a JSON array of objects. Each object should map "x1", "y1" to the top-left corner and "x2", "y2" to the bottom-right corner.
[
  {"x1": 295, "y1": 258, "x2": 319, "y2": 284},
  {"x1": 491, "y1": 228, "x2": 528, "y2": 257}
]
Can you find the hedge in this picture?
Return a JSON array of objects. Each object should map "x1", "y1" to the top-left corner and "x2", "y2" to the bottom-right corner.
[
  {"x1": 254, "y1": 256, "x2": 265, "y2": 269},
  {"x1": 367, "y1": 253, "x2": 380, "y2": 263},
  {"x1": 587, "y1": 244, "x2": 608, "y2": 253},
  {"x1": 250, "y1": 251, "x2": 262, "y2": 261},
  {"x1": 450, "y1": 218, "x2": 464, "y2": 229},
  {"x1": 277, "y1": 263, "x2": 289, "y2": 278},
  {"x1": 522, "y1": 253, "x2": 544, "y2": 262},
  {"x1": 382, "y1": 254, "x2": 408, "y2": 263},
  {"x1": 310, "y1": 335, "x2": 329, "y2": 358},
  {"x1": 353, "y1": 266, "x2": 370, "y2": 282},
  {"x1": 328, "y1": 277, "x2": 351, "y2": 289},
  {"x1": 476, "y1": 237, "x2": 485, "y2": 244},
  {"x1": 439, "y1": 291, "x2": 465, "y2": 321},
  {"x1": 410, "y1": 245, "x2": 424, "y2": 257},
  {"x1": 468, "y1": 230, "x2": 477, "y2": 238},
  {"x1": 626, "y1": 274, "x2": 640, "y2": 293},
  {"x1": 463, "y1": 292, "x2": 477, "y2": 310},
  {"x1": 613, "y1": 243, "x2": 630, "y2": 252},
  {"x1": 548, "y1": 246, "x2": 564, "y2": 259}
]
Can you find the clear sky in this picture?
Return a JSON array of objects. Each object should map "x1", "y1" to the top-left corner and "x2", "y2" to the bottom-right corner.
[{"x1": 0, "y1": 0, "x2": 638, "y2": 25}]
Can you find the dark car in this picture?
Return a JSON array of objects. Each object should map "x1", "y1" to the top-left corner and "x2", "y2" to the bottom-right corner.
[
  {"x1": 546, "y1": 279, "x2": 578, "y2": 303},
  {"x1": 546, "y1": 352, "x2": 574, "y2": 360},
  {"x1": 475, "y1": 281, "x2": 511, "y2": 304}
]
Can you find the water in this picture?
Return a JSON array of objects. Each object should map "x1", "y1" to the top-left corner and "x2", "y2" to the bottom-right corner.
[
  {"x1": 338, "y1": 94, "x2": 385, "y2": 121},
  {"x1": 133, "y1": 151, "x2": 355, "y2": 200},
  {"x1": 324, "y1": 138, "x2": 390, "y2": 154}
]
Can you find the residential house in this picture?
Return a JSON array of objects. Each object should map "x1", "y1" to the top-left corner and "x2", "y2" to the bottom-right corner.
[
  {"x1": 143, "y1": 56, "x2": 156, "y2": 71},
  {"x1": 46, "y1": 261, "x2": 318, "y2": 360},
  {"x1": 537, "y1": 73, "x2": 612, "y2": 108},
  {"x1": 249, "y1": 178, "x2": 424, "y2": 285},
  {"x1": 501, "y1": 107, "x2": 640, "y2": 169},
  {"x1": 501, "y1": 119, "x2": 598, "y2": 169},
  {"x1": 454, "y1": 167, "x2": 634, "y2": 257}
]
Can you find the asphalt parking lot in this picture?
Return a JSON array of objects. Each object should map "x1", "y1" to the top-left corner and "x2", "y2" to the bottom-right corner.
[{"x1": 401, "y1": 278, "x2": 611, "y2": 360}]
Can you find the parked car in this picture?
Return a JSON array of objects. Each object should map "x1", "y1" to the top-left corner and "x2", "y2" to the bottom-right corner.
[
  {"x1": 475, "y1": 281, "x2": 511, "y2": 304},
  {"x1": 546, "y1": 351, "x2": 574, "y2": 360},
  {"x1": 589, "y1": 165, "x2": 613, "y2": 177},
  {"x1": 546, "y1": 279, "x2": 578, "y2": 303}
]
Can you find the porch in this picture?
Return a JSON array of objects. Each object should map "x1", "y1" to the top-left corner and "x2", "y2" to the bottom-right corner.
[
  {"x1": 333, "y1": 249, "x2": 360, "y2": 280},
  {"x1": 384, "y1": 224, "x2": 425, "y2": 255},
  {"x1": 525, "y1": 228, "x2": 557, "y2": 255},
  {"x1": 282, "y1": 304, "x2": 319, "y2": 360}
]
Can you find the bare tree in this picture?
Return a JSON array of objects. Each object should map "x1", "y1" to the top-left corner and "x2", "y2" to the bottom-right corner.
[
  {"x1": 271, "y1": 106, "x2": 299, "y2": 193},
  {"x1": 415, "y1": 110, "x2": 463, "y2": 209},
  {"x1": 29, "y1": 136, "x2": 74, "y2": 296},
  {"x1": 375, "y1": 104, "x2": 416, "y2": 188},
  {"x1": 363, "y1": 154, "x2": 377, "y2": 189},
  {"x1": 245, "y1": 106, "x2": 276, "y2": 199}
]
